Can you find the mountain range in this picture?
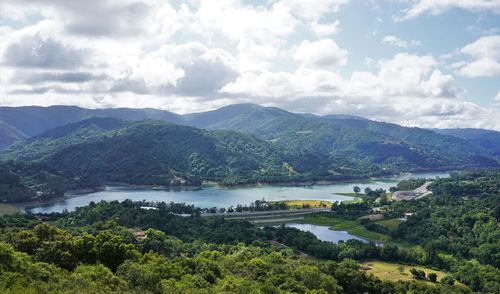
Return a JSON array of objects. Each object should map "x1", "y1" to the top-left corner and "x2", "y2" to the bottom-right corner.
[{"x1": 0, "y1": 103, "x2": 498, "y2": 201}]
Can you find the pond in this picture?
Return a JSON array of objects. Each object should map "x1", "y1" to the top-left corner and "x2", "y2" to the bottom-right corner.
[
  {"x1": 283, "y1": 223, "x2": 368, "y2": 244},
  {"x1": 26, "y1": 171, "x2": 449, "y2": 214}
]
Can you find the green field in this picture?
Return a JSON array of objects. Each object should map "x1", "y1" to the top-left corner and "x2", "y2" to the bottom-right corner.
[
  {"x1": 272, "y1": 200, "x2": 332, "y2": 209},
  {"x1": 360, "y1": 260, "x2": 466, "y2": 288},
  {"x1": 0, "y1": 204, "x2": 19, "y2": 215},
  {"x1": 301, "y1": 215, "x2": 391, "y2": 242},
  {"x1": 375, "y1": 218, "x2": 402, "y2": 229},
  {"x1": 341, "y1": 197, "x2": 363, "y2": 204}
]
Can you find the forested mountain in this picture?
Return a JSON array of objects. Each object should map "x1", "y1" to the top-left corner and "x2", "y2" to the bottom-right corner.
[
  {"x1": 431, "y1": 128, "x2": 500, "y2": 156},
  {"x1": 2, "y1": 117, "x2": 127, "y2": 161},
  {"x1": 0, "y1": 121, "x2": 26, "y2": 150},
  {"x1": 183, "y1": 104, "x2": 498, "y2": 171},
  {"x1": 4, "y1": 120, "x2": 330, "y2": 187},
  {"x1": 1, "y1": 104, "x2": 498, "y2": 178},
  {"x1": 0, "y1": 161, "x2": 93, "y2": 202}
]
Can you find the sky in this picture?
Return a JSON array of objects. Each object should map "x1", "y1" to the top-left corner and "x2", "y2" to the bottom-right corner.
[{"x1": 0, "y1": 0, "x2": 499, "y2": 130}]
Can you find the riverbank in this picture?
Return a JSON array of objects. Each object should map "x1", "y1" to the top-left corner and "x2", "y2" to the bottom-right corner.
[{"x1": 300, "y1": 215, "x2": 391, "y2": 243}]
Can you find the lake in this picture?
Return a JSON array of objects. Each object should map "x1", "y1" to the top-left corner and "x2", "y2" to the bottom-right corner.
[
  {"x1": 27, "y1": 171, "x2": 450, "y2": 213},
  {"x1": 284, "y1": 223, "x2": 368, "y2": 243}
]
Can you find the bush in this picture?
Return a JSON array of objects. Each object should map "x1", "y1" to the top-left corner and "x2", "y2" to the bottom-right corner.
[
  {"x1": 428, "y1": 272, "x2": 437, "y2": 282},
  {"x1": 441, "y1": 275, "x2": 455, "y2": 286},
  {"x1": 410, "y1": 268, "x2": 426, "y2": 280}
]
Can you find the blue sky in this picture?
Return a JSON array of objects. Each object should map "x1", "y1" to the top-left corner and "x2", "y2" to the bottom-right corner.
[{"x1": 0, "y1": 0, "x2": 499, "y2": 129}]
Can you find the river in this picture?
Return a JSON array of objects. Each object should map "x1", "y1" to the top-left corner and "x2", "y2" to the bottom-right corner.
[{"x1": 26, "y1": 171, "x2": 449, "y2": 213}]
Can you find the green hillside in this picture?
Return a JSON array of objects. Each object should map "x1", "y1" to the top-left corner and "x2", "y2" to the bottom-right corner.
[
  {"x1": 1, "y1": 117, "x2": 127, "y2": 161},
  {"x1": 0, "y1": 121, "x2": 26, "y2": 150},
  {"x1": 11, "y1": 120, "x2": 331, "y2": 187},
  {"x1": 185, "y1": 104, "x2": 498, "y2": 172},
  {"x1": 0, "y1": 161, "x2": 93, "y2": 202}
]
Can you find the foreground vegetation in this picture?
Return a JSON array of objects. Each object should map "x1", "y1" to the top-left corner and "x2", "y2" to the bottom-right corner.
[{"x1": 0, "y1": 200, "x2": 478, "y2": 294}]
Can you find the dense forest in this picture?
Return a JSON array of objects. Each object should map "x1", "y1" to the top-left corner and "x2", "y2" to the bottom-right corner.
[{"x1": 0, "y1": 201, "x2": 477, "y2": 293}]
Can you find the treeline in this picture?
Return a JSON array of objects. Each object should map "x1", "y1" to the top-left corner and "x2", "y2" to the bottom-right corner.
[
  {"x1": 0, "y1": 205, "x2": 474, "y2": 293},
  {"x1": 203, "y1": 199, "x2": 289, "y2": 214}
]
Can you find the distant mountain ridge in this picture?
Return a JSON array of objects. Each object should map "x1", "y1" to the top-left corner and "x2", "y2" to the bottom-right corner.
[
  {"x1": 431, "y1": 128, "x2": 500, "y2": 156},
  {"x1": 1, "y1": 104, "x2": 498, "y2": 175}
]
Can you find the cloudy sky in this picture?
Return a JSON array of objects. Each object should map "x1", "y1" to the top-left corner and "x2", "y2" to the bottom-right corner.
[{"x1": 1, "y1": 0, "x2": 500, "y2": 129}]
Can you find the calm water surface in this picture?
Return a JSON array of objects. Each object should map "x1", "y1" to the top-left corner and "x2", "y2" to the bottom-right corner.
[
  {"x1": 284, "y1": 223, "x2": 368, "y2": 243},
  {"x1": 28, "y1": 171, "x2": 449, "y2": 213}
]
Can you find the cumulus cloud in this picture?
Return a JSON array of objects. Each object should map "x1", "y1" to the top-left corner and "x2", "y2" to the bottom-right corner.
[
  {"x1": 112, "y1": 42, "x2": 238, "y2": 96},
  {"x1": 3, "y1": 0, "x2": 181, "y2": 43},
  {"x1": 395, "y1": 0, "x2": 500, "y2": 21},
  {"x1": 294, "y1": 39, "x2": 348, "y2": 68},
  {"x1": 12, "y1": 71, "x2": 106, "y2": 84},
  {"x1": 495, "y1": 91, "x2": 500, "y2": 101},
  {"x1": 3, "y1": 34, "x2": 86, "y2": 69},
  {"x1": 456, "y1": 35, "x2": 500, "y2": 77},
  {"x1": 277, "y1": 0, "x2": 348, "y2": 21},
  {"x1": 310, "y1": 21, "x2": 340, "y2": 37},
  {"x1": 382, "y1": 35, "x2": 420, "y2": 48}
]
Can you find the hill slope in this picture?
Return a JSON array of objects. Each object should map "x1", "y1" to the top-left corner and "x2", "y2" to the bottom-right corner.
[
  {"x1": 1, "y1": 104, "x2": 497, "y2": 174},
  {"x1": 184, "y1": 104, "x2": 497, "y2": 172},
  {"x1": 0, "y1": 121, "x2": 26, "y2": 150},
  {"x1": 431, "y1": 128, "x2": 500, "y2": 156},
  {"x1": 1, "y1": 117, "x2": 127, "y2": 162},
  {"x1": 9, "y1": 120, "x2": 331, "y2": 186}
]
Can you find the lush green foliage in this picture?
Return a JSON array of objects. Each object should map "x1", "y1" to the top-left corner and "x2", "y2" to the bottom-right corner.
[
  {"x1": 0, "y1": 161, "x2": 94, "y2": 202},
  {"x1": 0, "y1": 201, "x2": 476, "y2": 293}
]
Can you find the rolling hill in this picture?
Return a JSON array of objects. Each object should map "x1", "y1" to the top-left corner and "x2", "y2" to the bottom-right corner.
[
  {"x1": 4, "y1": 120, "x2": 332, "y2": 187},
  {"x1": 431, "y1": 128, "x2": 500, "y2": 156},
  {"x1": 0, "y1": 106, "x2": 184, "y2": 149},
  {"x1": 1, "y1": 104, "x2": 498, "y2": 181},
  {"x1": 183, "y1": 104, "x2": 498, "y2": 171}
]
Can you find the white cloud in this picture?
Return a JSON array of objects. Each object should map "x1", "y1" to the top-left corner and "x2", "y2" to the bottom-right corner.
[
  {"x1": 382, "y1": 35, "x2": 421, "y2": 48},
  {"x1": 2, "y1": 33, "x2": 87, "y2": 69},
  {"x1": 294, "y1": 39, "x2": 348, "y2": 68},
  {"x1": 310, "y1": 21, "x2": 340, "y2": 37},
  {"x1": 457, "y1": 35, "x2": 500, "y2": 77},
  {"x1": 395, "y1": 0, "x2": 500, "y2": 21},
  {"x1": 276, "y1": 0, "x2": 348, "y2": 21},
  {"x1": 3, "y1": 0, "x2": 181, "y2": 43},
  {"x1": 495, "y1": 91, "x2": 500, "y2": 101}
]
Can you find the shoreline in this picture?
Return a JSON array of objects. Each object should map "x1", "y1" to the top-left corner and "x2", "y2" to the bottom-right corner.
[{"x1": 12, "y1": 169, "x2": 452, "y2": 213}]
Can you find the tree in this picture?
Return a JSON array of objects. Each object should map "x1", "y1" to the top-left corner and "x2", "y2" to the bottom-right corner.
[
  {"x1": 428, "y1": 272, "x2": 437, "y2": 282},
  {"x1": 364, "y1": 187, "x2": 372, "y2": 195},
  {"x1": 441, "y1": 276, "x2": 455, "y2": 286},
  {"x1": 353, "y1": 186, "x2": 361, "y2": 194},
  {"x1": 410, "y1": 268, "x2": 425, "y2": 280}
]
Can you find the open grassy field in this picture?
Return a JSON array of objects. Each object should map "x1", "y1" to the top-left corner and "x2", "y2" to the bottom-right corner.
[
  {"x1": 360, "y1": 260, "x2": 466, "y2": 287},
  {"x1": 341, "y1": 197, "x2": 363, "y2": 204},
  {"x1": 301, "y1": 215, "x2": 391, "y2": 242},
  {"x1": 272, "y1": 200, "x2": 332, "y2": 209},
  {"x1": 375, "y1": 218, "x2": 402, "y2": 229},
  {"x1": 0, "y1": 203, "x2": 19, "y2": 215}
]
